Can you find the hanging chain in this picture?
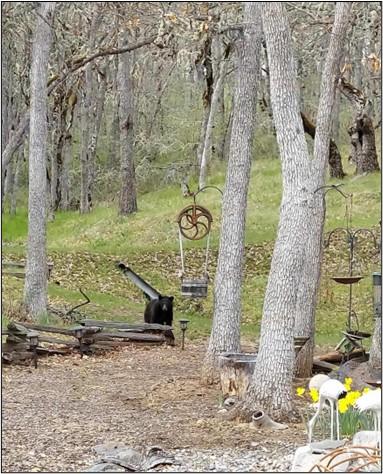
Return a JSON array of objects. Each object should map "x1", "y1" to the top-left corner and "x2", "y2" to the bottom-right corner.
[
  {"x1": 178, "y1": 228, "x2": 185, "y2": 276},
  {"x1": 204, "y1": 231, "x2": 211, "y2": 278}
]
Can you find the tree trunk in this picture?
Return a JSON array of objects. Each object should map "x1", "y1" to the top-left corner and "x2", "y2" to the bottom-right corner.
[
  {"x1": 10, "y1": 151, "x2": 21, "y2": 215},
  {"x1": 61, "y1": 132, "x2": 72, "y2": 211},
  {"x1": 199, "y1": 43, "x2": 230, "y2": 189},
  {"x1": 80, "y1": 11, "x2": 101, "y2": 214},
  {"x1": 201, "y1": 2, "x2": 262, "y2": 384},
  {"x1": 197, "y1": 37, "x2": 213, "y2": 166},
  {"x1": 338, "y1": 78, "x2": 380, "y2": 174},
  {"x1": 24, "y1": 2, "x2": 56, "y2": 319},
  {"x1": 118, "y1": 33, "x2": 137, "y2": 215},
  {"x1": 369, "y1": 316, "x2": 381, "y2": 370},
  {"x1": 239, "y1": 2, "x2": 352, "y2": 421},
  {"x1": 241, "y1": 2, "x2": 311, "y2": 419},
  {"x1": 293, "y1": 3, "x2": 352, "y2": 379},
  {"x1": 108, "y1": 55, "x2": 120, "y2": 169},
  {"x1": 219, "y1": 353, "x2": 257, "y2": 399},
  {"x1": 301, "y1": 111, "x2": 346, "y2": 179}
]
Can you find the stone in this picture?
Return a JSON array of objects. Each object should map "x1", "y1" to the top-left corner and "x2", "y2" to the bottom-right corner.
[
  {"x1": 310, "y1": 439, "x2": 347, "y2": 453},
  {"x1": 352, "y1": 430, "x2": 381, "y2": 448},
  {"x1": 85, "y1": 462, "x2": 126, "y2": 472},
  {"x1": 291, "y1": 444, "x2": 350, "y2": 472}
]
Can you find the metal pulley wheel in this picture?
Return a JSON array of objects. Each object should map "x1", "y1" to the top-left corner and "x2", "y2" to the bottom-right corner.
[{"x1": 177, "y1": 204, "x2": 213, "y2": 241}]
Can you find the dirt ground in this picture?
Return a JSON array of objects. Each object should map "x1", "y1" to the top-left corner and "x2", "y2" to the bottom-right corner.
[{"x1": 1, "y1": 342, "x2": 308, "y2": 473}]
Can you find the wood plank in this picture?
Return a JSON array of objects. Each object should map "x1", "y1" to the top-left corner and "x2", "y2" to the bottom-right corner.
[
  {"x1": 36, "y1": 347, "x2": 71, "y2": 355},
  {"x1": 2, "y1": 351, "x2": 34, "y2": 362},
  {"x1": 38, "y1": 336, "x2": 78, "y2": 346},
  {"x1": 20, "y1": 322, "x2": 76, "y2": 336},
  {"x1": 3, "y1": 271, "x2": 25, "y2": 278},
  {"x1": 317, "y1": 349, "x2": 365, "y2": 363},
  {"x1": 2, "y1": 261, "x2": 26, "y2": 268},
  {"x1": 312, "y1": 358, "x2": 339, "y2": 373},
  {"x1": 2, "y1": 342, "x2": 30, "y2": 352},
  {"x1": 93, "y1": 332, "x2": 165, "y2": 342},
  {"x1": 78, "y1": 319, "x2": 173, "y2": 332}
]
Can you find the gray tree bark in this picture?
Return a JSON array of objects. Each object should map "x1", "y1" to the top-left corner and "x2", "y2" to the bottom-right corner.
[
  {"x1": 239, "y1": 2, "x2": 313, "y2": 420},
  {"x1": 80, "y1": 11, "x2": 102, "y2": 214},
  {"x1": 244, "y1": 3, "x2": 351, "y2": 411},
  {"x1": 201, "y1": 2, "x2": 262, "y2": 384},
  {"x1": 118, "y1": 32, "x2": 137, "y2": 215},
  {"x1": 369, "y1": 312, "x2": 381, "y2": 370},
  {"x1": 199, "y1": 43, "x2": 230, "y2": 190},
  {"x1": 24, "y1": 2, "x2": 56, "y2": 319},
  {"x1": 10, "y1": 151, "x2": 21, "y2": 215}
]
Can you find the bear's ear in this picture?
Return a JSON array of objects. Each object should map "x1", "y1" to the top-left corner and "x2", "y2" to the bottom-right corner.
[{"x1": 169, "y1": 296, "x2": 174, "y2": 302}]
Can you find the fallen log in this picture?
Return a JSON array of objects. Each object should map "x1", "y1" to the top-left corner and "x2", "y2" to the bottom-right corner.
[{"x1": 93, "y1": 332, "x2": 166, "y2": 342}]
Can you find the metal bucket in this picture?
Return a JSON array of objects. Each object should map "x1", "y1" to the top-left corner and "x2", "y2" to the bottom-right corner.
[{"x1": 181, "y1": 279, "x2": 208, "y2": 298}]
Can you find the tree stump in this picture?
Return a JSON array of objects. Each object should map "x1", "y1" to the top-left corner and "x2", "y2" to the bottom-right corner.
[{"x1": 218, "y1": 352, "x2": 257, "y2": 399}]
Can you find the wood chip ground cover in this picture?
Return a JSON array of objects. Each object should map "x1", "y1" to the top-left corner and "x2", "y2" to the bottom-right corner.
[{"x1": 2, "y1": 343, "x2": 307, "y2": 472}]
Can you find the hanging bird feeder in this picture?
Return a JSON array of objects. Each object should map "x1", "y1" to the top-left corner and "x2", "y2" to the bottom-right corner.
[
  {"x1": 319, "y1": 187, "x2": 378, "y2": 358},
  {"x1": 177, "y1": 186, "x2": 222, "y2": 298}
]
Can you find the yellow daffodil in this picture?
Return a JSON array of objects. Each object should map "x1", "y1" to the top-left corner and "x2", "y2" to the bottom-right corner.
[
  {"x1": 344, "y1": 377, "x2": 353, "y2": 391},
  {"x1": 362, "y1": 387, "x2": 370, "y2": 394},
  {"x1": 338, "y1": 397, "x2": 349, "y2": 413},
  {"x1": 296, "y1": 387, "x2": 305, "y2": 397},
  {"x1": 310, "y1": 387, "x2": 319, "y2": 402},
  {"x1": 345, "y1": 390, "x2": 361, "y2": 407}
]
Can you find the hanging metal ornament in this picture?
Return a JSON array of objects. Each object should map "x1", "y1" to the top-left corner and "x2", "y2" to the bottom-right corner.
[
  {"x1": 177, "y1": 204, "x2": 213, "y2": 241},
  {"x1": 176, "y1": 186, "x2": 222, "y2": 297}
]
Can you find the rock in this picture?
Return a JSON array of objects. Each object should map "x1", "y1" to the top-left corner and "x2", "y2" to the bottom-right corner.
[
  {"x1": 93, "y1": 443, "x2": 127, "y2": 457},
  {"x1": 291, "y1": 444, "x2": 350, "y2": 472},
  {"x1": 352, "y1": 430, "x2": 381, "y2": 447},
  {"x1": 85, "y1": 462, "x2": 126, "y2": 472},
  {"x1": 310, "y1": 439, "x2": 347, "y2": 453}
]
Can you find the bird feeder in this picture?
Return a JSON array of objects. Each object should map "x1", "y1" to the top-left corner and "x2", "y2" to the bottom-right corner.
[
  {"x1": 373, "y1": 272, "x2": 381, "y2": 319},
  {"x1": 321, "y1": 190, "x2": 378, "y2": 358},
  {"x1": 177, "y1": 186, "x2": 222, "y2": 298}
]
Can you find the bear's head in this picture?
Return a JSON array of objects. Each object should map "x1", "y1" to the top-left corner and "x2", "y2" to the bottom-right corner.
[{"x1": 160, "y1": 296, "x2": 174, "y2": 313}]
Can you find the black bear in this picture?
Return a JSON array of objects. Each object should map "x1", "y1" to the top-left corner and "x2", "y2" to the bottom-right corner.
[{"x1": 144, "y1": 296, "x2": 174, "y2": 326}]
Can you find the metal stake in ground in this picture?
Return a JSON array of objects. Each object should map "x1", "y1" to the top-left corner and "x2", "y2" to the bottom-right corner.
[{"x1": 179, "y1": 319, "x2": 190, "y2": 350}]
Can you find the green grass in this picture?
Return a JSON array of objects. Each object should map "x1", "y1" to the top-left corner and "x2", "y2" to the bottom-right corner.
[{"x1": 2, "y1": 156, "x2": 381, "y2": 347}]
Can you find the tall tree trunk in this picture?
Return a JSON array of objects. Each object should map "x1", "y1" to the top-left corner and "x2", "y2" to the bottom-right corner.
[
  {"x1": 24, "y1": 2, "x2": 56, "y2": 319},
  {"x1": 61, "y1": 133, "x2": 72, "y2": 211},
  {"x1": 199, "y1": 44, "x2": 230, "y2": 189},
  {"x1": 118, "y1": 33, "x2": 137, "y2": 215},
  {"x1": 197, "y1": 37, "x2": 213, "y2": 166},
  {"x1": 80, "y1": 11, "x2": 101, "y2": 214},
  {"x1": 293, "y1": 4, "x2": 352, "y2": 378},
  {"x1": 201, "y1": 2, "x2": 262, "y2": 384},
  {"x1": 108, "y1": 55, "x2": 120, "y2": 169},
  {"x1": 215, "y1": 89, "x2": 226, "y2": 161},
  {"x1": 10, "y1": 151, "x2": 21, "y2": 215},
  {"x1": 239, "y1": 2, "x2": 313, "y2": 420}
]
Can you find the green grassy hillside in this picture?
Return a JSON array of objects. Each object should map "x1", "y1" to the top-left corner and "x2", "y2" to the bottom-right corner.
[{"x1": 2, "y1": 158, "x2": 381, "y2": 346}]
